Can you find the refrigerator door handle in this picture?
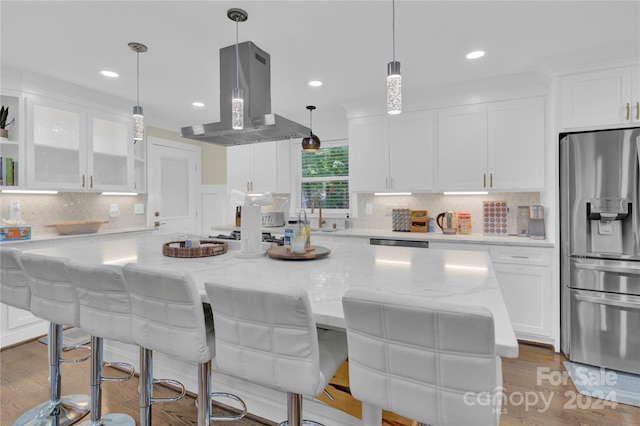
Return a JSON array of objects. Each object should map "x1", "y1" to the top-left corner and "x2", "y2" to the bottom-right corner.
[
  {"x1": 574, "y1": 262, "x2": 640, "y2": 275},
  {"x1": 574, "y1": 293, "x2": 640, "y2": 310}
]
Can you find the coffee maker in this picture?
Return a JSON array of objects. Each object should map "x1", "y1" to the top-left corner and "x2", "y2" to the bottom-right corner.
[{"x1": 528, "y1": 205, "x2": 545, "y2": 240}]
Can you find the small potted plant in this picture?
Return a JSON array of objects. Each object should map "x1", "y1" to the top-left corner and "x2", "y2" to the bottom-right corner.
[{"x1": 0, "y1": 105, "x2": 15, "y2": 139}]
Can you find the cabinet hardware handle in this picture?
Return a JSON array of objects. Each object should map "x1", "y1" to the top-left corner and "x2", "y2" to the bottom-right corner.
[
  {"x1": 490, "y1": 173, "x2": 493, "y2": 188},
  {"x1": 90, "y1": 175, "x2": 93, "y2": 188},
  {"x1": 625, "y1": 102, "x2": 630, "y2": 121},
  {"x1": 636, "y1": 102, "x2": 639, "y2": 121},
  {"x1": 389, "y1": 177, "x2": 393, "y2": 189},
  {"x1": 510, "y1": 255, "x2": 530, "y2": 259},
  {"x1": 82, "y1": 174, "x2": 85, "y2": 188},
  {"x1": 483, "y1": 173, "x2": 486, "y2": 188}
]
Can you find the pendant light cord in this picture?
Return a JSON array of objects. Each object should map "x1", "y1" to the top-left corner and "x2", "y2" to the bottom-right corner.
[
  {"x1": 136, "y1": 51, "x2": 140, "y2": 108},
  {"x1": 309, "y1": 108, "x2": 313, "y2": 136},
  {"x1": 392, "y1": 0, "x2": 396, "y2": 62},
  {"x1": 235, "y1": 18, "x2": 240, "y2": 89}
]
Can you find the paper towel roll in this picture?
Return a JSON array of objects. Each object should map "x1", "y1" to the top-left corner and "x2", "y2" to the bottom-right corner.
[{"x1": 237, "y1": 205, "x2": 264, "y2": 257}]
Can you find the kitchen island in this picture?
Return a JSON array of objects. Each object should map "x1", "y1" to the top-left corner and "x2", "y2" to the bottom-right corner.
[{"x1": 21, "y1": 232, "x2": 518, "y2": 425}]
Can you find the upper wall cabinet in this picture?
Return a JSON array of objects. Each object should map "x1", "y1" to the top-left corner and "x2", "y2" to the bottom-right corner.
[
  {"x1": 561, "y1": 65, "x2": 640, "y2": 130},
  {"x1": 349, "y1": 111, "x2": 434, "y2": 193},
  {"x1": 227, "y1": 140, "x2": 287, "y2": 194},
  {"x1": 26, "y1": 95, "x2": 135, "y2": 191},
  {"x1": 437, "y1": 98, "x2": 545, "y2": 191}
]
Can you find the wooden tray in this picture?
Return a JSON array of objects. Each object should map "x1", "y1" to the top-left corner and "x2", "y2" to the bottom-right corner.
[
  {"x1": 267, "y1": 245, "x2": 331, "y2": 261},
  {"x1": 162, "y1": 240, "x2": 227, "y2": 258}
]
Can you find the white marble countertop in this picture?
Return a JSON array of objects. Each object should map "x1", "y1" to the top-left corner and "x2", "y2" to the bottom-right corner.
[
  {"x1": 211, "y1": 224, "x2": 554, "y2": 247},
  {"x1": 23, "y1": 232, "x2": 518, "y2": 358},
  {"x1": 1, "y1": 226, "x2": 157, "y2": 245}
]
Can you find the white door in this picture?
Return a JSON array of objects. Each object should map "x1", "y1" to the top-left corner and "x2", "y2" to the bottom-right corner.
[{"x1": 147, "y1": 137, "x2": 201, "y2": 235}]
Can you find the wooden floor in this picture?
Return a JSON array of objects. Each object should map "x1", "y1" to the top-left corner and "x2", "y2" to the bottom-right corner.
[{"x1": 2, "y1": 339, "x2": 639, "y2": 425}]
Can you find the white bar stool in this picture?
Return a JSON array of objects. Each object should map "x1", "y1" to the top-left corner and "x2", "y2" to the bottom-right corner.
[
  {"x1": 0, "y1": 247, "x2": 31, "y2": 311},
  {"x1": 66, "y1": 261, "x2": 138, "y2": 426},
  {"x1": 205, "y1": 281, "x2": 348, "y2": 426},
  {"x1": 342, "y1": 289, "x2": 503, "y2": 426},
  {"x1": 122, "y1": 263, "x2": 247, "y2": 426},
  {"x1": 18, "y1": 253, "x2": 91, "y2": 426}
]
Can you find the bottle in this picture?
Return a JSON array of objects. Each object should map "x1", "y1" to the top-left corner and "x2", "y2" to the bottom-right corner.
[
  {"x1": 344, "y1": 214, "x2": 351, "y2": 229},
  {"x1": 235, "y1": 206, "x2": 241, "y2": 227}
]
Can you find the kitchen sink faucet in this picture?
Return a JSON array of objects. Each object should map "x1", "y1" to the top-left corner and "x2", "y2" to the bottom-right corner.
[{"x1": 310, "y1": 198, "x2": 326, "y2": 229}]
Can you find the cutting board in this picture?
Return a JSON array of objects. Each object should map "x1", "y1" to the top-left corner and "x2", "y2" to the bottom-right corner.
[{"x1": 267, "y1": 245, "x2": 331, "y2": 260}]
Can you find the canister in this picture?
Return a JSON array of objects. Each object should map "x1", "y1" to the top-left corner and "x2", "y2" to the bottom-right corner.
[{"x1": 458, "y1": 212, "x2": 472, "y2": 235}]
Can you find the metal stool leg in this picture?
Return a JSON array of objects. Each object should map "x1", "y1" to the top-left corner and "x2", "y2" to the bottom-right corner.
[
  {"x1": 196, "y1": 361, "x2": 247, "y2": 425},
  {"x1": 139, "y1": 346, "x2": 153, "y2": 426},
  {"x1": 78, "y1": 336, "x2": 135, "y2": 426},
  {"x1": 277, "y1": 392, "x2": 324, "y2": 426},
  {"x1": 14, "y1": 323, "x2": 91, "y2": 426},
  {"x1": 138, "y1": 347, "x2": 186, "y2": 426}
]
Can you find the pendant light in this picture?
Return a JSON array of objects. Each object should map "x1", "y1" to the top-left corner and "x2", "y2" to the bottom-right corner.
[
  {"x1": 302, "y1": 105, "x2": 321, "y2": 152},
  {"x1": 228, "y1": 8, "x2": 248, "y2": 130},
  {"x1": 128, "y1": 42, "x2": 147, "y2": 141},
  {"x1": 387, "y1": 0, "x2": 401, "y2": 115}
]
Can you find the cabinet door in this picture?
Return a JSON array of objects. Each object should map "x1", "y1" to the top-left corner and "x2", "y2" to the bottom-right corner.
[
  {"x1": 437, "y1": 105, "x2": 487, "y2": 191},
  {"x1": 26, "y1": 96, "x2": 87, "y2": 189},
  {"x1": 227, "y1": 144, "x2": 253, "y2": 192},
  {"x1": 348, "y1": 116, "x2": 389, "y2": 192},
  {"x1": 488, "y1": 98, "x2": 544, "y2": 190},
  {"x1": 88, "y1": 110, "x2": 134, "y2": 191},
  {"x1": 389, "y1": 111, "x2": 434, "y2": 191},
  {"x1": 562, "y1": 67, "x2": 633, "y2": 129},
  {"x1": 251, "y1": 141, "x2": 278, "y2": 194},
  {"x1": 493, "y1": 263, "x2": 552, "y2": 340}
]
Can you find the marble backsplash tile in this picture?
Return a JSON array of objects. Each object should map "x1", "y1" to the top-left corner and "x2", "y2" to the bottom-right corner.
[
  {"x1": 354, "y1": 192, "x2": 541, "y2": 235},
  {"x1": 1, "y1": 192, "x2": 148, "y2": 237}
]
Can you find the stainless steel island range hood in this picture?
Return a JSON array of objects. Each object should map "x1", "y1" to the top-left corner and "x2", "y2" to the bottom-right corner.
[{"x1": 180, "y1": 41, "x2": 309, "y2": 146}]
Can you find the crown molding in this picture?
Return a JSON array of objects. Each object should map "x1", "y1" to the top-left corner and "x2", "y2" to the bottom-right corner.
[{"x1": 542, "y1": 42, "x2": 639, "y2": 78}]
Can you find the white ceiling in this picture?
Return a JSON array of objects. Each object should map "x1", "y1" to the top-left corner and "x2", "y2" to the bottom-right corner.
[{"x1": 2, "y1": 1, "x2": 639, "y2": 132}]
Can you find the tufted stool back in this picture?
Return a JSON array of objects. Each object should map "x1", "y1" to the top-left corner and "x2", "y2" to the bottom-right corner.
[
  {"x1": 66, "y1": 261, "x2": 134, "y2": 345},
  {"x1": 21, "y1": 253, "x2": 79, "y2": 326},
  {"x1": 0, "y1": 247, "x2": 31, "y2": 311},
  {"x1": 342, "y1": 289, "x2": 502, "y2": 426}
]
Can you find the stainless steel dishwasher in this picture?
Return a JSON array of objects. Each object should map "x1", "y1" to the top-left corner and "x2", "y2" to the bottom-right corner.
[{"x1": 370, "y1": 238, "x2": 429, "y2": 249}]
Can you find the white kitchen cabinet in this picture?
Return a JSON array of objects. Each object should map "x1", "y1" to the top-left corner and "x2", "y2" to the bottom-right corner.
[
  {"x1": 25, "y1": 95, "x2": 135, "y2": 191},
  {"x1": 437, "y1": 105, "x2": 487, "y2": 191},
  {"x1": 1, "y1": 304, "x2": 48, "y2": 348},
  {"x1": 349, "y1": 111, "x2": 433, "y2": 192},
  {"x1": 561, "y1": 65, "x2": 640, "y2": 129},
  {"x1": 226, "y1": 141, "x2": 279, "y2": 194},
  {"x1": 437, "y1": 98, "x2": 545, "y2": 191},
  {"x1": 489, "y1": 245, "x2": 555, "y2": 348},
  {"x1": 488, "y1": 99, "x2": 545, "y2": 190}
]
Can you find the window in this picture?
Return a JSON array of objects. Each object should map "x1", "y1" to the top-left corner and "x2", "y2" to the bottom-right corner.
[{"x1": 298, "y1": 142, "x2": 349, "y2": 212}]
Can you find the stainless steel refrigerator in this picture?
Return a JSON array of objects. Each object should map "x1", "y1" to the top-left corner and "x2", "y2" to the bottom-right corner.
[{"x1": 560, "y1": 127, "x2": 640, "y2": 375}]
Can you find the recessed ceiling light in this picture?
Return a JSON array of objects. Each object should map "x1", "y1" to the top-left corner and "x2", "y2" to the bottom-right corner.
[
  {"x1": 466, "y1": 51, "x2": 485, "y2": 60},
  {"x1": 100, "y1": 70, "x2": 119, "y2": 78},
  {"x1": 192, "y1": 102, "x2": 205, "y2": 107},
  {"x1": 308, "y1": 80, "x2": 323, "y2": 87}
]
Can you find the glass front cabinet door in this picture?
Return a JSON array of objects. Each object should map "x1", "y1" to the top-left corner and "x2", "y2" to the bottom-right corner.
[{"x1": 26, "y1": 96, "x2": 134, "y2": 191}]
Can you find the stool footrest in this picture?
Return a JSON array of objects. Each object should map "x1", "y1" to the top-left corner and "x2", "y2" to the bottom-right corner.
[
  {"x1": 210, "y1": 392, "x2": 248, "y2": 422},
  {"x1": 150, "y1": 378, "x2": 186, "y2": 403},
  {"x1": 102, "y1": 361, "x2": 136, "y2": 382},
  {"x1": 279, "y1": 421, "x2": 325, "y2": 426},
  {"x1": 60, "y1": 345, "x2": 91, "y2": 363}
]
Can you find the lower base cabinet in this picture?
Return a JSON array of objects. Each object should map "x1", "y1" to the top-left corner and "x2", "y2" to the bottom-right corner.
[
  {"x1": 1, "y1": 304, "x2": 48, "y2": 348},
  {"x1": 489, "y1": 246, "x2": 556, "y2": 349}
]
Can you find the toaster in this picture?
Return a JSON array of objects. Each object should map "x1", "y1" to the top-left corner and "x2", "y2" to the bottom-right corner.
[{"x1": 261, "y1": 212, "x2": 285, "y2": 227}]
